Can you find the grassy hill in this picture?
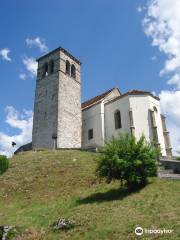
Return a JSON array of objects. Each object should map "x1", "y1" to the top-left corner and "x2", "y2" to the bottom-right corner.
[{"x1": 0, "y1": 150, "x2": 180, "y2": 240}]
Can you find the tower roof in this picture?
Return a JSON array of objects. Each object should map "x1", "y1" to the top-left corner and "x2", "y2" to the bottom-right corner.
[{"x1": 36, "y1": 46, "x2": 81, "y2": 65}]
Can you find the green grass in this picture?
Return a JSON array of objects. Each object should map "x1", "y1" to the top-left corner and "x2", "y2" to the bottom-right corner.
[{"x1": 0, "y1": 150, "x2": 180, "y2": 239}]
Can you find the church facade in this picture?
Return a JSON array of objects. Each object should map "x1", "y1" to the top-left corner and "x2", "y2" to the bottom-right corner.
[{"x1": 32, "y1": 47, "x2": 172, "y2": 157}]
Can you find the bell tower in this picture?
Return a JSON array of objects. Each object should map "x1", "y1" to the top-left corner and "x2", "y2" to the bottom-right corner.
[{"x1": 32, "y1": 47, "x2": 82, "y2": 149}]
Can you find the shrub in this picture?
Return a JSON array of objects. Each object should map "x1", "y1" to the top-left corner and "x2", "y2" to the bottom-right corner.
[
  {"x1": 0, "y1": 155, "x2": 9, "y2": 175},
  {"x1": 96, "y1": 134, "x2": 159, "y2": 189},
  {"x1": 176, "y1": 156, "x2": 180, "y2": 161}
]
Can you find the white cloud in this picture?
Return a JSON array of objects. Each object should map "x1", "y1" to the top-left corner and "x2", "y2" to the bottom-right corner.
[
  {"x1": 160, "y1": 90, "x2": 180, "y2": 154},
  {"x1": 0, "y1": 48, "x2": 11, "y2": 61},
  {"x1": 26, "y1": 37, "x2": 48, "y2": 53},
  {"x1": 19, "y1": 73, "x2": 27, "y2": 80},
  {"x1": 167, "y1": 74, "x2": 180, "y2": 89},
  {"x1": 160, "y1": 90, "x2": 180, "y2": 125},
  {"x1": 151, "y1": 91, "x2": 157, "y2": 96},
  {"x1": 0, "y1": 106, "x2": 33, "y2": 157},
  {"x1": 142, "y1": 0, "x2": 180, "y2": 153},
  {"x1": 23, "y1": 57, "x2": 38, "y2": 77},
  {"x1": 143, "y1": 0, "x2": 180, "y2": 89}
]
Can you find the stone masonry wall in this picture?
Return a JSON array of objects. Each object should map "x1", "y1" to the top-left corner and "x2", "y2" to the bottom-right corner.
[
  {"x1": 57, "y1": 50, "x2": 81, "y2": 148},
  {"x1": 32, "y1": 48, "x2": 82, "y2": 149},
  {"x1": 32, "y1": 50, "x2": 60, "y2": 149}
]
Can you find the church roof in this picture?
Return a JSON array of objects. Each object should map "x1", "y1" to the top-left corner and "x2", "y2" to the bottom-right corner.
[
  {"x1": 82, "y1": 88, "x2": 119, "y2": 110},
  {"x1": 105, "y1": 89, "x2": 160, "y2": 105},
  {"x1": 36, "y1": 46, "x2": 81, "y2": 65},
  {"x1": 122, "y1": 89, "x2": 159, "y2": 100},
  {"x1": 82, "y1": 88, "x2": 159, "y2": 110}
]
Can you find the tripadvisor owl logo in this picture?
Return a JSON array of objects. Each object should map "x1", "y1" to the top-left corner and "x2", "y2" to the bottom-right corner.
[
  {"x1": 135, "y1": 226, "x2": 143, "y2": 236},
  {"x1": 135, "y1": 226, "x2": 173, "y2": 236}
]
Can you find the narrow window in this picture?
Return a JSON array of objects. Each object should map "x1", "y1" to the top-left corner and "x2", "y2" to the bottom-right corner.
[
  {"x1": 71, "y1": 64, "x2": 76, "y2": 79},
  {"x1": 42, "y1": 62, "x2": 48, "y2": 78},
  {"x1": 49, "y1": 60, "x2": 54, "y2": 74},
  {"x1": 66, "y1": 60, "x2": 70, "y2": 75},
  {"x1": 129, "y1": 109, "x2": 134, "y2": 126},
  {"x1": 88, "y1": 129, "x2": 93, "y2": 140},
  {"x1": 114, "y1": 110, "x2": 122, "y2": 129},
  {"x1": 153, "y1": 106, "x2": 158, "y2": 112}
]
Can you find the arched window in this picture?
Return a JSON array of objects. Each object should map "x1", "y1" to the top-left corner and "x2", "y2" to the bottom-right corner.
[
  {"x1": 42, "y1": 62, "x2": 48, "y2": 78},
  {"x1": 49, "y1": 60, "x2": 54, "y2": 74},
  {"x1": 71, "y1": 64, "x2": 76, "y2": 79},
  {"x1": 114, "y1": 110, "x2": 122, "y2": 129},
  {"x1": 153, "y1": 106, "x2": 158, "y2": 112},
  {"x1": 66, "y1": 60, "x2": 70, "y2": 75}
]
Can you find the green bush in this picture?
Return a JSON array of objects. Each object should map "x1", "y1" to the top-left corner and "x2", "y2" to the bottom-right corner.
[
  {"x1": 176, "y1": 156, "x2": 180, "y2": 161},
  {"x1": 0, "y1": 155, "x2": 9, "y2": 175},
  {"x1": 96, "y1": 134, "x2": 159, "y2": 189}
]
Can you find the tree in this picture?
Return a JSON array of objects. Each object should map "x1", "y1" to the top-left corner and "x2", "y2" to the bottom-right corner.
[
  {"x1": 96, "y1": 134, "x2": 159, "y2": 189},
  {"x1": 0, "y1": 155, "x2": 9, "y2": 175}
]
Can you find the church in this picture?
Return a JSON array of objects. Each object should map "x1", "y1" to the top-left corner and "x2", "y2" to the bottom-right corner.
[{"x1": 32, "y1": 47, "x2": 172, "y2": 157}]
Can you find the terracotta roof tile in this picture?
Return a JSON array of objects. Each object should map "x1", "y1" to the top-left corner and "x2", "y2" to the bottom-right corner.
[
  {"x1": 126, "y1": 90, "x2": 160, "y2": 100},
  {"x1": 105, "y1": 89, "x2": 160, "y2": 105},
  {"x1": 82, "y1": 88, "x2": 159, "y2": 110},
  {"x1": 37, "y1": 46, "x2": 81, "y2": 65},
  {"x1": 82, "y1": 88, "x2": 117, "y2": 110}
]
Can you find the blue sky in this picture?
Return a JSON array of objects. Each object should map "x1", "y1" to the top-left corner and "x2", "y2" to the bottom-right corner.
[{"x1": 1, "y1": 0, "x2": 180, "y2": 155}]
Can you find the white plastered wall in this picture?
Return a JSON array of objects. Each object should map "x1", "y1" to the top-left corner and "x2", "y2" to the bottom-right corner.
[
  {"x1": 148, "y1": 96, "x2": 166, "y2": 156},
  {"x1": 82, "y1": 102, "x2": 104, "y2": 148},
  {"x1": 104, "y1": 96, "x2": 131, "y2": 140},
  {"x1": 129, "y1": 95, "x2": 166, "y2": 156},
  {"x1": 81, "y1": 88, "x2": 120, "y2": 149},
  {"x1": 81, "y1": 92, "x2": 167, "y2": 156}
]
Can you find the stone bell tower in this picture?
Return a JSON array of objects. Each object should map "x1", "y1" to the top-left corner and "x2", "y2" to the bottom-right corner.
[{"x1": 32, "y1": 47, "x2": 82, "y2": 149}]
